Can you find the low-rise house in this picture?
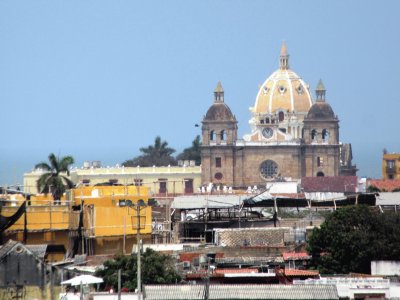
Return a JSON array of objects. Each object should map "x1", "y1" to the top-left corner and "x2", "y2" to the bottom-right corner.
[{"x1": 0, "y1": 240, "x2": 62, "y2": 299}]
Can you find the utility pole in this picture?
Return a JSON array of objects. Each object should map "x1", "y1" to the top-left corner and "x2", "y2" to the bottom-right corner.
[
  {"x1": 118, "y1": 269, "x2": 121, "y2": 300},
  {"x1": 137, "y1": 204, "x2": 141, "y2": 296},
  {"x1": 135, "y1": 199, "x2": 146, "y2": 299},
  {"x1": 203, "y1": 258, "x2": 210, "y2": 300}
]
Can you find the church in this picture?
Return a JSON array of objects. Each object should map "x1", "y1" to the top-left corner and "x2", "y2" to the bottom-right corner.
[{"x1": 201, "y1": 43, "x2": 357, "y2": 188}]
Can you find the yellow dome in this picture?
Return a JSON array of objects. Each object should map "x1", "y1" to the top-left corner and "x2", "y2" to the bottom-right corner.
[{"x1": 253, "y1": 44, "x2": 313, "y2": 115}]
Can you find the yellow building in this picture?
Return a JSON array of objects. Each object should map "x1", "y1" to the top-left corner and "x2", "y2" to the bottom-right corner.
[
  {"x1": 24, "y1": 164, "x2": 202, "y2": 196},
  {"x1": 1, "y1": 185, "x2": 152, "y2": 258},
  {"x1": 382, "y1": 153, "x2": 400, "y2": 180}
]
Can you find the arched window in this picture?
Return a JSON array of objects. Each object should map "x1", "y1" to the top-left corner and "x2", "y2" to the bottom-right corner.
[
  {"x1": 220, "y1": 130, "x2": 226, "y2": 141},
  {"x1": 278, "y1": 111, "x2": 285, "y2": 122},
  {"x1": 317, "y1": 171, "x2": 325, "y2": 177},
  {"x1": 265, "y1": 118, "x2": 270, "y2": 124},
  {"x1": 311, "y1": 129, "x2": 317, "y2": 141},
  {"x1": 322, "y1": 129, "x2": 329, "y2": 142},
  {"x1": 210, "y1": 130, "x2": 215, "y2": 141}
]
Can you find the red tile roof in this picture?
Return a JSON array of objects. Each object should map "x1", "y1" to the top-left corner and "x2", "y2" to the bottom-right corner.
[
  {"x1": 283, "y1": 269, "x2": 319, "y2": 277},
  {"x1": 215, "y1": 268, "x2": 258, "y2": 274},
  {"x1": 282, "y1": 252, "x2": 311, "y2": 261},
  {"x1": 368, "y1": 179, "x2": 400, "y2": 192},
  {"x1": 302, "y1": 176, "x2": 358, "y2": 193}
]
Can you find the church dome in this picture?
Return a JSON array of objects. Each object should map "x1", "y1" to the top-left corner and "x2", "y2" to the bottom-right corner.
[
  {"x1": 307, "y1": 102, "x2": 335, "y2": 119},
  {"x1": 252, "y1": 43, "x2": 313, "y2": 115},
  {"x1": 204, "y1": 82, "x2": 236, "y2": 122},
  {"x1": 204, "y1": 103, "x2": 236, "y2": 121}
]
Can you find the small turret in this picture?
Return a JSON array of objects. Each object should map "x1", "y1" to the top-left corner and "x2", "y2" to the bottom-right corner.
[
  {"x1": 214, "y1": 81, "x2": 224, "y2": 102},
  {"x1": 315, "y1": 79, "x2": 326, "y2": 102},
  {"x1": 279, "y1": 41, "x2": 289, "y2": 70}
]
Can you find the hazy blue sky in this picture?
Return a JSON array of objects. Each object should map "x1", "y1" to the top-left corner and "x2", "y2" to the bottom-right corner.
[{"x1": 1, "y1": 0, "x2": 399, "y2": 185}]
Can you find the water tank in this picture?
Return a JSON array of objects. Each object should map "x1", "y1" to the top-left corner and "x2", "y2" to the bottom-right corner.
[
  {"x1": 199, "y1": 255, "x2": 207, "y2": 264},
  {"x1": 92, "y1": 161, "x2": 101, "y2": 168}
]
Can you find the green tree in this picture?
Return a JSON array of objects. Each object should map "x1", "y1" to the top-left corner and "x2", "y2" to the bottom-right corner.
[
  {"x1": 122, "y1": 136, "x2": 177, "y2": 167},
  {"x1": 95, "y1": 249, "x2": 181, "y2": 291},
  {"x1": 307, "y1": 205, "x2": 400, "y2": 274},
  {"x1": 176, "y1": 135, "x2": 201, "y2": 166},
  {"x1": 35, "y1": 153, "x2": 74, "y2": 203},
  {"x1": 366, "y1": 185, "x2": 381, "y2": 192}
]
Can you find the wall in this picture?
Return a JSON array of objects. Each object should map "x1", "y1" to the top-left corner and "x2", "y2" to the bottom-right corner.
[
  {"x1": 371, "y1": 260, "x2": 400, "y2": 276},
  {"x1": 24, "y1": 166, "x2": 202, "y2": 195}
]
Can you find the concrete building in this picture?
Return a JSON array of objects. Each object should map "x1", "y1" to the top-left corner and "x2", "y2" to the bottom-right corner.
[
  {"x1": 382, "y1": 153, "x2": 400, "y2": 180},
  {"x1": 24, "y1": 163, "x2": 202, "y2": 196},
  {"x1": 201, "y1": 43, "x2": 357, "y2": 188},
  {"x1": 1, "y1": 185, "x2": 152, "y2": 257}
]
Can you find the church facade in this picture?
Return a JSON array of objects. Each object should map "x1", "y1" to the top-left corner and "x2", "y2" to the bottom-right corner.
[{"x1": 201, "y1": 43, "x2": 357, "y2": 188}]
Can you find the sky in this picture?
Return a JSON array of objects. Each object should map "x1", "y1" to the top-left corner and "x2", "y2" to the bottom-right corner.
[{"x1": 1, "y1": 0, "x2": 399, "y2": 186}]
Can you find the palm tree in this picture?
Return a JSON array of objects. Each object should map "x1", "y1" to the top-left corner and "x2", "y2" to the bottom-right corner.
[
  {"x1": 35, "y1": 153, "x2": 75, "y2": 203},
  {"x1": 176, "y1": 135, "x2": 201, "y2": 165},
  {"x1": 122, "y1": 136, "x2": 176, "y2": 167}
]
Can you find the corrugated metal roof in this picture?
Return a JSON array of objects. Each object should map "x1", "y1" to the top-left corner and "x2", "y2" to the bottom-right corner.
[
  {"x1": 376, "y1": 192, "x2": 400, "y2": 205},
  {"x1": 144, "y1": 284, "x2": 339, "y2": 300},
  {"x1": 172, "y1": 195, "x2": 243, "y2": 209},
  {"x1": 26, "y1": 244, "x2": 48, "y2": 259},
  {"x1": 0, "y1": 240, "x2": 18, "y2": 260},
  {"x1": 302, "y1": 176, "x2": 358, "y2": 193}
]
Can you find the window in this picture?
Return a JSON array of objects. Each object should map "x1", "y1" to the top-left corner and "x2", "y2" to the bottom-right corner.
[
  {"x1": 296, "y1": 85, "x2": 303, "y2": 95},
  {"x1": 317, "y1": 171, "x2": 325, "y2": 177},
  {"x1": 317, "y1": 157, "x2": 324, "y2": 167},
  {"x1": 159, "y1": 179, "x2": 167, "y2": 194},
  {"x1": 215, "y1": 157, "x2": 222, "y2": 168},
  {"x1": 311, "y1": 129, "x2": 317, "y2": 141},
  {"x1": 278, "y1": 111, "x2": 285, "y2": 122},
  {"x1": 184, "y1": 179, "x2": 194, "y2": 194},
  {"x1": 322, "y1": 129, "x2": 329, "y2": 142},
  {"x1": 134, "y1": 179, "x2": 143, "y2": 186},
  {"x1": 109, "y1": 179, "x2": 118, "y2": 185},
  {"x1": 82, "y1": 179, "x2": 90, "y2": 185},
  {"x1": 220, "y1": 130, "x2": 226, "y2": 141},
  {"x1": 387, "y1": 160, "x2": 395, "y2": 169},
  {"x1": 214, "y1": 172, "x2": 223, "y2": 180},
  {"x1": 265, "y1": 118, "x2": 270, "y2": 124},
  {"x1": 259, "y1": 160, "x2": 278, "y2": 179},
  {"x1": 210, "y1": 130, "x2": 215, "y2": 141}
]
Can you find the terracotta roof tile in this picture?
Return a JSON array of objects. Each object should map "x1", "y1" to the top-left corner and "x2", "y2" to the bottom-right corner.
[
  {"x1": 215, "y1": 268, "x2": 258, "y2": 274},
  {"x1": 302, "y1": 176, "x2": 357, "y2": 193},
  {"x1": 283, "y1": 269, "x2": 319, "y2": 276},
  {"x1": 368, "y1": 179, "x2": 400, "y2": 192},
  {"x1": 283, "y1": 252, "x2": 311, "y2": 261}
]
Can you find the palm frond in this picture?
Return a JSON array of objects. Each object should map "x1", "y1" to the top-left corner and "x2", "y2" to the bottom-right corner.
[
  {"x1": 61, "y1": 176, "x2": 75, "y2": 189},
  {"x1": 59, "y1": 156, "x2": 74, "y2": 174},
  {"x1": 37, "y1": 173, "x2": 52, "y2": 194},
  {"x1": 48, "y1": 153, "x2": 60, "y2": 173}
]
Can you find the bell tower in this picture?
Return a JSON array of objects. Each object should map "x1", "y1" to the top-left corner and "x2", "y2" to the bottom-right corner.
[{"x1": 201, "y1": 82, "x2": 238, "y2": 186}]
